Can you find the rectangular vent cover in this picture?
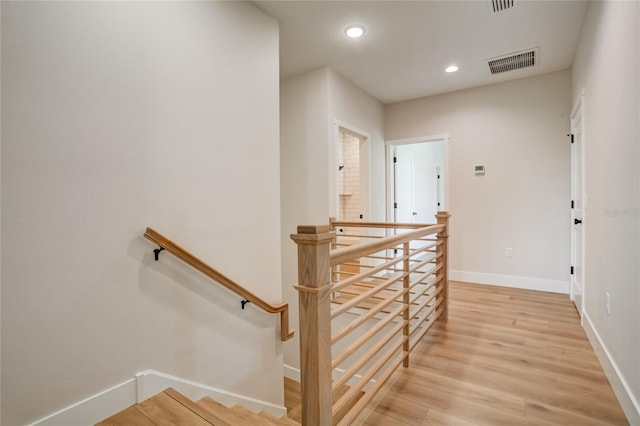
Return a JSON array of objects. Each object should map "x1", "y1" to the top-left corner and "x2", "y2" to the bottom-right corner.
[
  {"x1": 487, "y1": 48, "x2": 538, "y2": 74},
  {"x1": 490, "y1": 0, "x2": 516, "y2": 13}
]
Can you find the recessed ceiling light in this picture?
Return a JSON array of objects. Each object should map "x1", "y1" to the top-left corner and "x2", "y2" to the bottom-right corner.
[
  {"x1": 345, "y1": 25, "x2": 365, "y2": 38},
  {"x1": 445, "y1": 65, "x2": 459, "y2": 73}
]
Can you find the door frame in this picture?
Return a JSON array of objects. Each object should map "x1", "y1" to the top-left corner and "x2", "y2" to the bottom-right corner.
[
  {"x1": 570, "y1": 89, "x2": 586, "y2": 321},
  {"x1": 385, "y1": 134, "x2": 450, "y2": 224},
  {"x1": 331, "y1": 120, "x2": 371, "y2": 221}
]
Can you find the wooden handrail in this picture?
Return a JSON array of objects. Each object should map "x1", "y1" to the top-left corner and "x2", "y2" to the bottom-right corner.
[{"x1": 144, "y1": 227, "x2": 294, "y2": 341}]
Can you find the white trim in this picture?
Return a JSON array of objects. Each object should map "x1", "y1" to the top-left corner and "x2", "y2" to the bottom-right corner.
[
  {"x1": 386, "y1": 134, "x2": 450, "y2": 146},
  {"x1": 450, "y1": 270, "x2": 569, "y2": 294},
  {"x1": 583, "y1": 313, "x2": 640, "y2": 425},
  {"x1": 28, "y1": 370, "x2": 287, "y2": 425},
  {"x1": 334, "y1": 120, "x2": 370, "y2": 144},
  {"x1": 29, "y1": 378, "x2": 137, "y2": 426},
  {"x1": 283, "y1": 364, "x2": 301, "y2": 382}
]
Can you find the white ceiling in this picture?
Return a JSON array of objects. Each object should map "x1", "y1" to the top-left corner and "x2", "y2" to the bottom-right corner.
[{"x1": 255, "y1": 1, "x2": 588, "y2": 104}]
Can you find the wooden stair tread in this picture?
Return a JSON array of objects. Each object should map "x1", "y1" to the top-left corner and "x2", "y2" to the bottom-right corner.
[
  {"x1": 284, "y1": 377, "x2": 302, "y2": 423},
  {"x1": 96, "y1": 405, "x2": 156, "y2": 426},
  {"x1": 98, "y1": 388, "x2": 298, "y2": 426},
  {"x1": 135, "y1": 391, "x2": 212, "y2": 425},
  {"x1": 250, "y1": 408, "x2": 299, "y2": 425},
  {"x1": 164, "y1": 388, "x2": 231, "y2": 426},
  {"x1": 197, "y1": 397, "x2": 284, "y2": 425},
  {"x1": 196, "y1": 397, "x2": 241, "y2": 423},
  {"x1": 230, "y1": 404, "x2": 284, "y2": 425},
  {"x1": 273, "y1": 414, "x2": 301, "y2": 425},
  {"x1": 198, "y1": 396, "x2": 298, "y2": 425},
  {"x1": 284, "y1": 377, "x2": 363, "y2": 425}
]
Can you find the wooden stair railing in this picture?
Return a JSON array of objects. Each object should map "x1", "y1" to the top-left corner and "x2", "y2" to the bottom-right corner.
[
  {"x1": 144, "y1": 227, "x2": 294, "y2": 341},
  {"x1": 291, "y1": 212, "x2": 450, "y2": 425}
]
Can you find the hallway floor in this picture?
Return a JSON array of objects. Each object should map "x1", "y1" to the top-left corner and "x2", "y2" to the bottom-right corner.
[{"x1": 360, "y1": 281, "x2": 628, "y2": 425}]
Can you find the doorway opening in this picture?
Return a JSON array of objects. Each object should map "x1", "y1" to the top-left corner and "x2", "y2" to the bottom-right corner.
[
  {"x1": 333, "y1": 124, "x2": 369, "y2": 274},
  {"x1": 386, "y1": 135, "x2": 448, "y2": 226},
  {"x1": 338, "y1": 130, "x2": 362, "y2": 222},
  {"x1": 335, "y1": 124, "x2": 369, "y2": 227}
]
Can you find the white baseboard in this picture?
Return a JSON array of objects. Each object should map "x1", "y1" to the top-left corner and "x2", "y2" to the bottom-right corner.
[
  {"x1": 450, "y1": 270, "x2": 569, "y2": 294},
  {"x1": 29, "y1": 370, "x2": 287, "y2": 426},
  {"x1": 284, "y1": 364, "x2": 301, "y2": 382},
  {"x1": 29, "y1": 378, "x2": 137, "y2": 426},
  {"x1": 583, "y1": 313, "x2": 640, "y2": 425}
]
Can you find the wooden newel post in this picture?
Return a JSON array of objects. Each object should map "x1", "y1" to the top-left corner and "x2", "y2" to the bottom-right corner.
[
  {"x1": 290, "y1": 225, "x2": 335, "y2": 426},
  {"x1": 436, "y1": 211, "x2": 451, "y2": 320}
]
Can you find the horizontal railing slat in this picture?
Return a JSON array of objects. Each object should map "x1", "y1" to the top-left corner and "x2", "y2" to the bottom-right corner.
[
  {"x1": 335, "y1": 350, "x2": 404, "y2": 426},
  {"x1": 332, "y1": 286, "x2": 406, "y2": 344},
  {"x1": 330, "y1": 224, "x2": 443, "y2": 266},
  {"x1": 332, "y1": 220, "x2": 435, "y2": 229},
  {"x1": 331, "y1": 320, "x2": 404, "y2": 392},
  {"x1": 332, "y1": 337, "x2": 405, "y2": 418},
  {"x1": 332, "y1": 300, "x2": 407, "y2": 369}
]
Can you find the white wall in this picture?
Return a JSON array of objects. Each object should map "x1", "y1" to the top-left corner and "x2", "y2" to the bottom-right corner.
[
  {"x1": 571, "y1": 1, "x2": 640, "y2": 422},
  {"x1": 385, "y1": 71, "x2": 572, "y2": 292},
  {"x1": 328, "y1": 70, "x2": 386, "y2": 222},
  {"x1": 280, "y1": 68, "x2": 384, "y2": 373},
  {"x1": 1, "y1": 2, "x2": 283, "y2": 424},
  {"x1": 280, "y1": 67, "x2": 331, "y2": 371}
]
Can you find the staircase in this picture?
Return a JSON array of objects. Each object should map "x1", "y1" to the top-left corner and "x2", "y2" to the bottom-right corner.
[
  {"x1": 97, "y1": 384, "x2": 300, "y2": 426},
  {"x1": 102, "y1": 218, "x2": 447, "y2": 426}
]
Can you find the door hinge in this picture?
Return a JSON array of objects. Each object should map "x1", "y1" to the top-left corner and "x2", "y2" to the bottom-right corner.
[
  {"x1": 393, "y1": 156, "x2": 397, "y2": 163},
  {"x1": 437, "y1": 202, "x2": 441, "y2": 207},
  {"x1": 567, "y1": 133, "x2": 574, "y2": 144},
  {"x1": 570, "y1": 266, "x2": 574, "y2": 275},
  {"x1": 394, "y1": 202, "x2": 398, "y2": 209},
  {"x1": 571, "y1": 200, "x2": 575, "y2": 209},
  {"x1": 437, "y1": 174, "x2": 441, "y2": 179}
]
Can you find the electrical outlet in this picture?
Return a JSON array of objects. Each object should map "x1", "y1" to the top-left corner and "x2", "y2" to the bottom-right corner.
[
  {"x1": 505, "y1": 247, "x2": 513, "y2": 258},
  {"x1": 605, "y1": 292, "x2": 611, "y2": 316}
]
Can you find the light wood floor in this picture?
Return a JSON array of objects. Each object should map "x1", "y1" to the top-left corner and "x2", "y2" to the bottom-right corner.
[{"x1": 359, "y1": 281, "x2": 628, "y2": 426}]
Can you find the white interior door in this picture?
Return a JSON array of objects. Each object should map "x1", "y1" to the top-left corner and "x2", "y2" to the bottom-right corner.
[
  {"x1": 570, "y1": 98, "x2": 584, "y2": 317},
  {"x1": 394, "y1": 147, "x2": 415, "y2": 223}
]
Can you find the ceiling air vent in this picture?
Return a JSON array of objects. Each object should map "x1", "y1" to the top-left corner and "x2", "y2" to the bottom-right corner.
[
  {"x1": 487, "y1": 48, "x2": 538, "y2": 75},
  {"x1": 489, "y1": 0, "x2": 516, "y2": 14}
]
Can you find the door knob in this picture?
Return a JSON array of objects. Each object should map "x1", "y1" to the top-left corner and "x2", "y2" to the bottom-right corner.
[{"x1": 574, "y1": 218, "x2": 582, "y2": 225}]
